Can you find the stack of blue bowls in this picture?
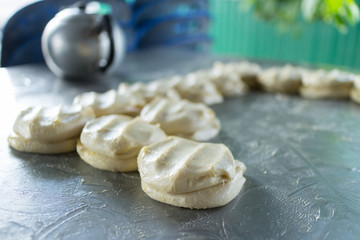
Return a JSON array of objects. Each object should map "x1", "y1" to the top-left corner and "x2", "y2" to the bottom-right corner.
[{"x1": 128, "y1": 0, "x2": 211, "y2": 51}]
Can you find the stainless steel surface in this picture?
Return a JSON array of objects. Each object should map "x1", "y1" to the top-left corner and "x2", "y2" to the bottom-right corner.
[
  {"x1": 42, "y1": 4, "x2": 125, "y2": 78},
  {"x1": 0, "y1": 49, "x2": 359, "y2": 239}
]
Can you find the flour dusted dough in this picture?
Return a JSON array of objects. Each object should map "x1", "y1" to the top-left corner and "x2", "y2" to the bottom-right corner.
[
  {"x1": 258, "y1": 65, "x2": 302, "y2": 94},
  {"x1": 138, "y1": 136, "x2": 246, "y2": 209},
  {"x1": 174, "y1": 71, "x2": 224, "y2": 105},
  {"x1": 300, "y1": 69, "x2": 354, "y2": 99},
  {"x1": 8, "y1": 132, "x2": 78, "y2": 154},
  {"x1": 350, "y1": 76, "x2": 360, "y2": 104},
  {"x1": 8, "y1": 105, "x2": 95, "y2": 153},
  {"x1": 228, "y1": 61, "x2": 262, "y2": 89},
  {"x1": 140, "y1": 97, "x2": 221, "y2": 141},
  {"x1": 77, "y1": 114, "x2": 167, "y2": 172},
  {"x1": 118, "y1": 78, "x2": 181, "y2": 103},
  {"x1": 211, "y1": 62, "x2": 248, "y2": 97},
  {"x1": 73, "y1": 89, "x2": 146, "y2": 117}
]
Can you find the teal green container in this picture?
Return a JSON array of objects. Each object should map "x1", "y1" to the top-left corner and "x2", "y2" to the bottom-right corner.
[{"x1": 210, "y1": 0, "x2": 360, "y2": 70}]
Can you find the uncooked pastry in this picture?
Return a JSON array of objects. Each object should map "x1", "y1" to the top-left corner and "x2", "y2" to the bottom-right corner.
[
  {"x1": 229, "y1": 61, "x2": 262, "y2": 89},
  {"x1": 8, "y1": 105, "x2": 95, "y2": 153},
  {"x1": 73, "y1": 89, "x2": 146, "y2": 117},
  {"x1": 300, "y1": 69, "x2": 354, "y2": 99},
  {"x1": 77, "y1": 114, "x2": 167, "y2": 172},
  {"x1": 350, "y1": 75, "x2": 360, "y2": 104},
  {"x1": 258, "y1": 65, "x2": 302, "y2": 94},
  {"x1": 140, "y1": 97, "x2": 221, "y2": 141},
  {"x1": 138, "y1": 136, "x2": 246, "y2": 209},
  {"x1": 174, "y1": 71, "x2": 224, "y2": 105},
  {"x1": 118, "y1": 78, "x2": 181, "y2": 103},
  {"x1": 210, "y1": 62, "x2": 248, "y2": 97}
]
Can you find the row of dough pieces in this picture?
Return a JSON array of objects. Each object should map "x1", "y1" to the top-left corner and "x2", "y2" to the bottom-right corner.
[
  {"x1": 72, "y1": 61, "x2": 360, "y2": 115},
  {"x1": 9, "y1": 61, "x2": 258, "y2": 208},
  {"x1": 8, "y1": 108, "x2": 245, "y2": 209},
  {"x1": 117, "y1": 61, "x2": 360, "y2": 103},
  {"x1": 10, "y1": 60, "x2": 354, "y2": 208}
]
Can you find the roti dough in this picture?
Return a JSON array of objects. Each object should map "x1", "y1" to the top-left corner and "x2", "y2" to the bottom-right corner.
[
  {"x1": 210, "y1": 62, "x2": 249, "y2": 97},
  {"x1": 258, "y1": 65, "x2": 302, "y2": 94},
  {"x1": 174, "y1": 71, "x2": 224, "y2": 105},
  {"x1": 350, "y1": 76, "x2": 360, "y2": 104},
  {"x1": 140, "y1": 97, "x2": 221, "y2": 141},
  {"x1": 118, "y1": 80, "x2": 181, "y2": 103},
  {"x1": 229, "y1": 61, "x2": 262, "y2": 90},
  {"x1": 137, "y1": 136, "x2": 246, "y2": 209},
  {"x1": 8, "y1": 131, "x2": 78, "y2": 154},
  {"x1": 73, "y1": 89, "x2": 145, "y2": 117},
  {"x1": 77, "y1": 114, "x2": 167, "y2": 172},
  {"x1": 300, "y1": 69, "x2": 353, "y2": 99},
  {"x1": 77, "y1": 140, "x2": 137, "y2": 172},
  {"x1": 8, "y1": 105, "x2": 95, "y2": 154}
]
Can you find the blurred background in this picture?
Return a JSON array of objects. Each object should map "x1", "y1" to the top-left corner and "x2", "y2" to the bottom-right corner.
[{"x1": 1, "y1": 0, "x2": 360, "y2": 69}]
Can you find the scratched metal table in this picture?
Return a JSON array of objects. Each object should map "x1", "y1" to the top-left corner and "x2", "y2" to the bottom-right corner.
[{"x1": 0, "y1": 49, "x2": 359, "y2": 240}]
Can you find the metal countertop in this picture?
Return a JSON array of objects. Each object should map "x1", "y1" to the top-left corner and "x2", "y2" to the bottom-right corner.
[{"x1": 0, "y1": 49, "x2": 359, "y2": 239}]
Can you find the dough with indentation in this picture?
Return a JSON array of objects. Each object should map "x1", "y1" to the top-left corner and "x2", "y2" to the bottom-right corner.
[
  {"x1": 258, "y1": 65, "x2": 303, "y2": 94},
  {"x1": 138, "y1": 136, "x2": 246, "y2": 209},
  {"x1": 8, "y1": 105, "x2": 94, "y2": 153},
  {"x1": 227, "y1": 61, "x2": 262, "y2": 89},
  {"x1": 350, "y1": 75, "x2": 360, "y2": 104},
  {"x1": 174, "y1": 71, "x2": 224, "y2": 105},
  {"x1": 300, "y1": 69, "x2": 354, "y2": 99},
  {"x1": 140, "y1": 97, "x2": 221, "y2": 141},
  {"x1": 118, "y1": 79, "x2": 181, "y2": 103},
  {"x1": 77, "y1": 114, "x2": 167, "y2": 172},
  {"x1": 210, "y1": 62, "x2": 248, "y2": 97},
  {"x1": 73, "y1": 89, "x2": 145, "y2": 117}
]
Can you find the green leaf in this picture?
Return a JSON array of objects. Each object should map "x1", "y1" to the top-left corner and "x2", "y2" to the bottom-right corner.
[
  {"x1": 241, "y1": 0, "x2": 360, "y2": 33},
  {"x1": 302, "y1": 0, "x2": 321, "y2": 20}
]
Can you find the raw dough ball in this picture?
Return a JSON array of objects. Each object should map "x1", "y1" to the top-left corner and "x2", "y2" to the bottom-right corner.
[
  {"x1": 227, "y1": 61, "x2": 262, "y2": 90},
  {"x1": 300, "y1": 69, "x2": 354, "y2": 99},
  {"x1": 118, "y1": 79, "x2": 181, "y2": 103},
  {"x1": 8, "y1": 105, "x2": 95, "y2": 154},
  {"x1": 350, "y1": 75, "x2": 360, "y2": 104},
  {"x1": 8, "y1": 132, "x2": 78, "y2": 154},
  {"x1": 258, "y1": 65, "x2": 303, "y2": 94},
  {"x1": 140, "y1": 97, "x2": 221, "y2": 141},
  {"x1": 350, "y1": 88, "x2": 360, "y2": 104},
  {"x1": 210, "y1": 62, "x2": 249, "y2": 97},
  {"x1": 77, "y1": 114, "x2": 167, "y2": 172},
  {"x1": 138, "y1": 136, "x2": 246, "y2": 209},
  {"x1": 73, "y1": 89, "x2": 145, "y2": 117},
  {"x1": 174, "y1": 71, "x2": 224, "y2": 105}
]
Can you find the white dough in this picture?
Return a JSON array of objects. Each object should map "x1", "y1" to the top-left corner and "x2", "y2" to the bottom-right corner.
[
  {"x1": 350, "y1": 75, "x2": 360, "y2": 104},
  {"x1": 77, "y1": 140, "x2": 137, "y2": 172},
  {"x1": 8, "y1": 131, "x2": 78, "y2": 154},
  {"x1": 226, "y1": 61, "x2": 262, "y2": 89},
  {"x1": 350, "y1": 88, "x2": 360, "y2": 104},
  {"x1": 210, "y1": 62, "x2": 248, "y2": 97},
  {"x1": 77, "y1": 114, "x2": 167, "y2": 172},
  {"x1": 8, "y1": 105, "x2": 95, "y2": 154},
  {"x1": 300, "y1": 86, "x2": 352, "y2": 99},
  {"x1": 73, "y1": 89, "x2": 145, "y2": 117},
  {"x1": 138, "y1": 136, "x2": 246, "y2": 209},
  {"x1": 258, "y1": 65, "x2": 302, "y2": 94},
  {"x1": 174, "y1": 71, "x2": 224, "y2": 105},
  {"x1": 140, "y1": 97, "x2": 221, "y2": 141},
  {"x1": 300, "y1": 69, "x2": 353, "y2": 99},
  {"x1": 302, "y1": 69, "x2": 354, "y2": 87},
  {"x1": 352, "y1": 75, "x2": 360, "y2": 89},
  {"x1": 118, "y1": 79, "x2": 181, "y2": 103}
]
